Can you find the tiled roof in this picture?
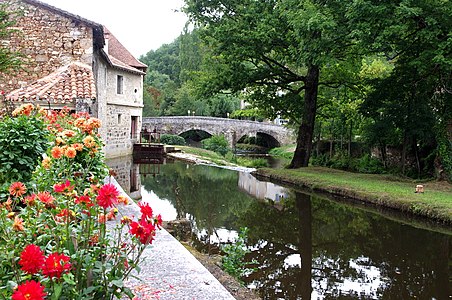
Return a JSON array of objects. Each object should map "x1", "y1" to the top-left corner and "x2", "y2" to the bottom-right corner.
[
  {"x1": 6, "y1": 62, "x2": 96, "y2": 103},
  {"x1": 103, "y1": 27, "x2": 147, "y2": 74}
]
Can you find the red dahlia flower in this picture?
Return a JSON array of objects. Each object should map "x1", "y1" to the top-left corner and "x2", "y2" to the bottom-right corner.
[
  {"x1": 130, "y1": 218, "x2": 156, "y2": 244},
  {"x1": 9, "y1": 182, "x2": 26, "y2": 197},
  {"x1": 12, "y1": 280, "x2": 46, "y2": 300},
  {"x1": 19, "y1": 244, "x2": 44, "y2": 275},
  {"x1": 96, "y1": 183, "x2": 119, "y2": 209},
  {"x1": 53, "y1": 180, "x2": 74, "y2": 194},
  {"x1": 154, "y1": 214, "x2": 163, "y2": 229},
  {"x1": 75, "y1": 195, "x2": 93, "y2": 207},
  {"x1": 23, "y1": 194, "x2": 37, "y2": 206},
  {"x1": 37, "y1": 191, "x2": 55, "y2": 208},
  {"x1": 138, "y1": 202, "x2": 153, "y2": 220},
  {"x1": 42, "y1": 253, "x2": 71, "y2": 279}
]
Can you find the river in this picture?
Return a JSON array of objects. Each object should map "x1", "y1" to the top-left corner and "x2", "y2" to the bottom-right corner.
[{"x1": 107, "y1": 156, "x2": 451, "y2": 299}]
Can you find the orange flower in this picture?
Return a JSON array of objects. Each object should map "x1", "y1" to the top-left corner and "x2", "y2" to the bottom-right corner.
[
  {"x1": 9, "y1": 182, "x2": 26, "y2": 197},
  {"x1": 56, "y1": 209, "x2": 75, "y2": 222},
  {"x1": 51, "y1": 146, "x2": 64, "y2": 159},
  {"x1": 74, "y1": 117, "x2": 86, "y2": 128},
  {"x1": 13, "y1": 216, "x2": 24, "y2": 231},
  {"x1": 72, "y1": 143, "x2": 83, "y2": 151},
  {"x1": 4, "y1": 198, "x2": 12, "y2": 211},
  {"x1": 42, "y1": 157, "x2": 51, "y2": 169},
  {"x1": 98, "y1": 213, "x2": 106, "y2": 224},
  {"x1": 83, "y1": 136, "x2": 96, "y2": 148},
  {"x1": 117, "y1": 195, "x2": 129, "y2": 205},
  {"x1": 65, "y1": 147, "x2": 77, "y2": 159},
  {"x1": 89, "y1": 234, "x2": 99, "y2": 245},
  {"x1": 55, "y1": 137, "x2": 65, "y2": 145},
  {"x1": 106, "y1": 208, "x2": 118, "y2": 221},
  {"x1": 22, "y1": 104, "x2": 34, "y2": 116},
  {"x1": 37, "y1": 191, "x2": 55, "y2": 208},
  {"x1": 62, "y1": 130, "x2": 76, "y2": 137},
  {"x1": 121, "y1": 216, "x2": 132, "y2": 225}
]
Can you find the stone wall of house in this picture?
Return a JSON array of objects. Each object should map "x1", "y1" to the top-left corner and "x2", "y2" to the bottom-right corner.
[
  {"x1": 104, "y1": 104, "x2": 142, "y2": 158},
  {"x1": 1, "y1": 1, "x2": 94, "y2": 93},
  {"x1": 105, "y1": 67, "x2": 144, "y2": 107},
  {"x1": 102, "y1": 66, "x2": 143, "y2": 158}
]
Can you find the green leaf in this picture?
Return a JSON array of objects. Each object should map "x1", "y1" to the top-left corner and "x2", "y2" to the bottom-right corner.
[
  {"x1": 51, "y1": 284, "x2": 63, "y2": 300},
  {"x1": 111, "y1": 279, "x2": 124, "y2": 288}
]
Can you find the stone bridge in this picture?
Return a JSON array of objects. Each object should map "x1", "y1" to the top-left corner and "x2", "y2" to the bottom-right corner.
[{"x1": 142, "y1": 116, "x2": 294, "y2": 148}]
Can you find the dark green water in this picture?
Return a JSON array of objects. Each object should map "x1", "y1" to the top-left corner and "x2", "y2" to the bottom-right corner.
[{"x1": 130, "y1": 160, "x2": 452, "y2": 299}]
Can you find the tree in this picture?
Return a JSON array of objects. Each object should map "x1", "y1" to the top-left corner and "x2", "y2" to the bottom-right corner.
[
  {"x1": 358, "y1": 0, "x2": 452, "y2": 179},
  {"x1": 183, "y1": 0, "x2": 369, "y2": 168}
]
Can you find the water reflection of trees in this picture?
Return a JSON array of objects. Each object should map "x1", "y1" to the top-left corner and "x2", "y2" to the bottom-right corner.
[
  {"x1": 237, "y1": 191, "x2": 450, "y2": 299},
  {"x1": 142, "y1": 163, "x2": 450, "y2": 299},
  {"x1": 141, "y1": 162, "x2": 254, "y2": 233}
]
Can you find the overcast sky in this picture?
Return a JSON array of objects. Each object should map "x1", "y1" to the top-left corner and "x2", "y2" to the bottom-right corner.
[{"x1": 40, "y1": 0, "x2": 188, "y2": 58}]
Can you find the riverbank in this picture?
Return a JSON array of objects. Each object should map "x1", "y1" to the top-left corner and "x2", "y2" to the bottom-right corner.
[
  {"x1": 168, "y1": 147, "x2": 452, "y2": 226},
  {"x1": 257, "y1": 167, "x2": 452, "y2": 225}
]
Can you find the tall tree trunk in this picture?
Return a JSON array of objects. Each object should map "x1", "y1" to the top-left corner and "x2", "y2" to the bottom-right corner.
[
  {"x1": 316, "y1": 123, "x2": 321, "y2": 157},
  {"x1": 289, "y1": 65, "x2": 320, "y2": 168},
  {"x1": 348, "y1": 120, "x2": 353, "y2": 157},
  {"x1": 401, "y1": 131, "x2": 408, "y2": 175}
]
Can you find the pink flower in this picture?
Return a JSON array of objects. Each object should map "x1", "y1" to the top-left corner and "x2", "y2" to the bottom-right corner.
[{"x1": 96, "y1": 183, "x2": 119, "y2": 209}]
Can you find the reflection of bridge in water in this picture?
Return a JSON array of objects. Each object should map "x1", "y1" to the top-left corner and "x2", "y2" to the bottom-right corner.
[{"x1": 142, "y1": 116, "x2": 294, "y2": 148}]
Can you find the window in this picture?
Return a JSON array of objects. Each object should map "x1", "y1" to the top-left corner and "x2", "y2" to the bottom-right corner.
[
  {"x1": 117, "y1": 75, "x2": 124, "y2": 94},
  {"x1": 131, "y1": 116, "x2": 138, "y2": 139},
  {"x1": 117, "y1": 114, "x2": 122, "y2": 124}
]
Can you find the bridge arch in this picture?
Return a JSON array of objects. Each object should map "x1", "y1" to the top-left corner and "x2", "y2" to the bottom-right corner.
[{"x1": 142, "y1": 116, "x2": 294, "y2": 148}]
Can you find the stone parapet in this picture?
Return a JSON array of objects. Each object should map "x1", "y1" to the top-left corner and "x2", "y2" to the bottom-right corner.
[{"x1": 143, "y1": 116, "x2": 295, "y2": 147}]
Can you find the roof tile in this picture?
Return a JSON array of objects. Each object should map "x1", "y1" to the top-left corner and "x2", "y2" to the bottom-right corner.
[{"x1": 6, "y1": 62, "x2": 96, "y2": 103}]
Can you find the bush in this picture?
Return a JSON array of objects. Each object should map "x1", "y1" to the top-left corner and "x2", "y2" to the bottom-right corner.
[
  {"x1": 221, "y1": 227, "x2": 256, "y2": 281},
  {"x1": 160, "y1": 134, "x2": 186, "y2": 145},
  {"x1": 0, "y1": 106, "x2": 49, "y2": 184},
  {"x1": 202, "y1": 135, "x2": 230, "y2": 156},
  {"x1": 356, "y1": 154, "x2": 385, "y2": 174}
]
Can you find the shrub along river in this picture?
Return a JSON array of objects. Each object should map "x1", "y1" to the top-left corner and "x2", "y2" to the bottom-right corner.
[{"x1": 109, "y1": 157, "x2": 451, "y2": 299}]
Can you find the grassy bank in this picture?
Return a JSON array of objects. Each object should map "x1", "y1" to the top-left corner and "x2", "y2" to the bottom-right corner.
[{"x1": 254, "y1": 167, "x2": 452, "y2": 225}]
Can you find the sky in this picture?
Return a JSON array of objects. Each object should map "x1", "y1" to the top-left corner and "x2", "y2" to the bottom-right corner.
[{"x1": 40, "y1": 0, "x2": 188, "y2": 58}]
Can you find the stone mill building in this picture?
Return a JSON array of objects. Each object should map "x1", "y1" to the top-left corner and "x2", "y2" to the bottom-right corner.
[{"x1": 0, "y1": 0, "x2": 147, "y2": 158}]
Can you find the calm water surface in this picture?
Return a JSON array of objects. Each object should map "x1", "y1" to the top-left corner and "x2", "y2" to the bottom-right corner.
[{"x1": 112, "y1": 159, "x2": 452, "y2": 299}]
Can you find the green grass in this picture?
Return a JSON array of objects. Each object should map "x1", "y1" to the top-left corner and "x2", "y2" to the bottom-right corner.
[
  {"x1": 268, "y1": 145, "x2": 295, "y2": 159},
  {"x1": 255, "y1": 167, "x2": 452, "y2": 224},
  {"x1": 235, "y1": 157, "x2": 268, "y2": 168},
  {"x1": 178, "y1": 146, "x2": 269, "y2": 168},
  {"x1": 178, "y1": 146, "x2": 230, "y2": 166}
]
